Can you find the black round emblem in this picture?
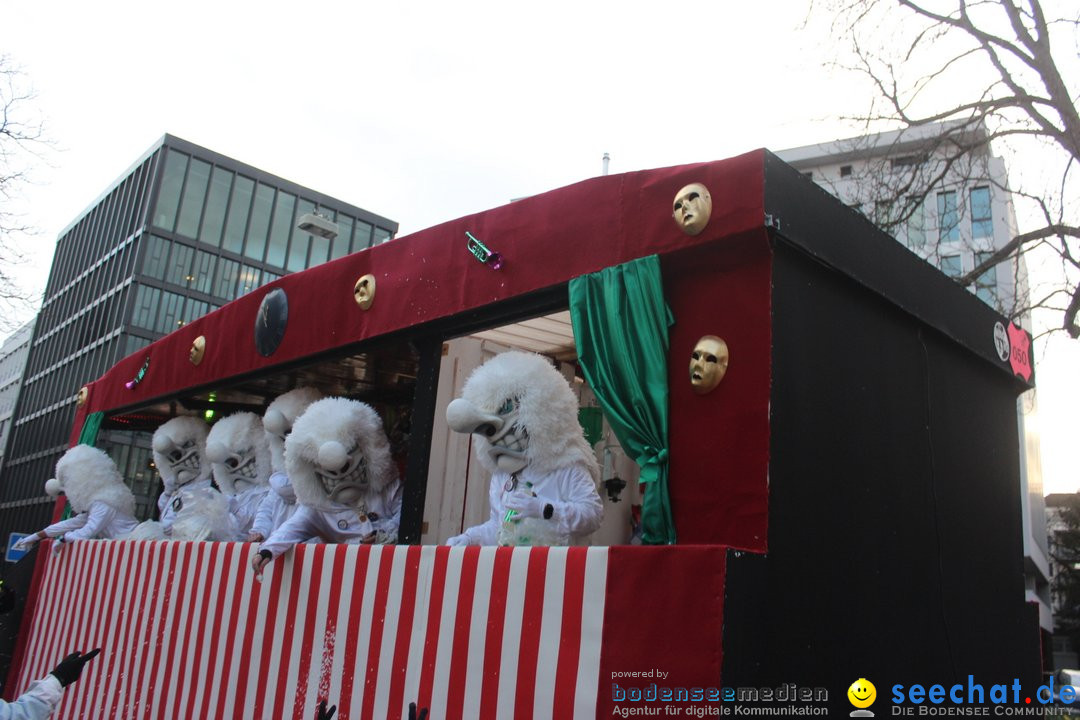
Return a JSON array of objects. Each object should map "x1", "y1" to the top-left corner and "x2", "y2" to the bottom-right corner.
[
  {"x1": 337, "y1": 519, "x2": 349, "y2": 530},
  {"x1": 254, "y1": 288, "x2": 288, "y2": 357},
  {"x1": 368, "y1": 512, "x2": 379, "y2": 522}
]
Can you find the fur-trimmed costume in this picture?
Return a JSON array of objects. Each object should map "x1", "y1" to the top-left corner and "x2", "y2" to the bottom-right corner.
[
  {"x1": 15, "y1": 445, "x2": 138, "y2": 552},
  {"x1": 147, "y1": 416, "x2": 213, "y2": 536},
  {"x1": 206, "y1": 412, "x2": 271, "y2": 540},
  {"x1": 258, "y1": 398, "x2": 402, "y2": 560},
  {"x1": 250, "y1": 387, "x2": 323, "y2": 541},
  {"x1": 445, "y1": 351, "x2": 603, "y2": 546}
]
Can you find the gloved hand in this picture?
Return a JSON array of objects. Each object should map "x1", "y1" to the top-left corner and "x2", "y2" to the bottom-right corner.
[
  {"x1": 12, "y1": 533, "x2": 42, "y2": 552},
  {"x1": 51, "y1": 536, "x2": 67, "y2": 555},
  {"x1": 503, "y1": 490, "x2": 545, "y2": 519},
  {"x1": 445, "y1": 534, "x2": 470, "y2": 547},
  {"x1": 247, "y1": 531, "x2": 265, "y2": 543},
  {"x1": 50, "y1": 648, "x2": 101, "y2": 687},
  {"x1": 251, "y1": 550, "x2": 272, "y2": 575},
  {"x1": 316, "y1": 699, "x2": 337, "y2": 720},
  {"x1": 408, "y1": 702, "x2": 429, "y2": 720}
]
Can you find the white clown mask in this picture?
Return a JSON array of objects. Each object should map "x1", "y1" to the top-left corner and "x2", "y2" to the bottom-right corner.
[
  {"x1": 286, "y1": 397, "x2": 397, "y2": 513},
  {"x1": 206, "y1": 412, "x2": 271, "y2": 496},
  {"x1": 152, "y1": 416, "x2": 212, "y2": 493}
]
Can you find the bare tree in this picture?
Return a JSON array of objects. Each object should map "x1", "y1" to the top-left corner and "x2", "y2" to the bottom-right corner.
[
  {"x1": 813, "y1": 0, "x2": 1080, "y2": 336},
  {"x1": 0, "y1": 54, "x2": 46, "y2": 321}
]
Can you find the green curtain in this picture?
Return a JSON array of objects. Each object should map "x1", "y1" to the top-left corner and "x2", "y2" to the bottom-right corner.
[
  {"x1": 58, "y1": 411, "x2": 106, "y2": 520},
  {"x1": 569, "y1": 254, "x2": 676, "y2": 544},
  {"x1": 78, "y1": 412, "x2": 104, "y2": 446}
]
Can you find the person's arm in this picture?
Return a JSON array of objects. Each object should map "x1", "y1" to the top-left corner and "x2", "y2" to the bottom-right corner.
[
  {"x1": 252, "y1": 506, "x2": 321, "y2": 574},
  {"x1": 502, "y1": 465, "x2": 604, "y2": 538},
  {"x1": 61, "y1": 503, "x2": 113, "y2": 542},
  {"x1": 248, "y1": 490, "x2": 280, "y2": 542},
  {"x1": 0, "y1": 649, "x2": 101, "y2": 720},
  {"x1": 547, "y1": 465, "x2": 604, "y2": 537},
  {"x1": 0, "y1": 675, "x2": 63, "y2": 720},
  {"x1": 13, "y1": 513, "x2": 90, "y2": 551}
]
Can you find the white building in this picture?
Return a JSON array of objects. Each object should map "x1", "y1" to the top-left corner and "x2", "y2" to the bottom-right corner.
[
  {"x1": 0, "y1": 320, "x2": 35, "y2": 475},
  {"x1": 778, "y1": 122, "x2": 1052, "y2": 663}
]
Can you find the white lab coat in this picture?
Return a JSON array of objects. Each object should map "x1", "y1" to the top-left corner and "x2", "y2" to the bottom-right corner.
[
  {"x1": 42, "y1": 501, "x2": 138, "y2": 541},
  {"x1": 259, "y1": 479, "x2": 403, "y2": 558},
  {"x1": 453, "y1": 462, "x2": 603, "y2": 546},
  {"x1": 0, "y1": 675, "x2": 63, "y2": 720}
]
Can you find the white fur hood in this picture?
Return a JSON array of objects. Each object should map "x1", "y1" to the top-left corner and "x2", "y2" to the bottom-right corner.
[
  {"x1": 263, "y1": 387, "x2": 323, "y2": 474},
  {"x1": 450, "y1": 351, "x2": 600, "y2": 481},
  {"x1": 286, "y1": 397, "x2": 397, "y2": 512},
  {"x1": 49, "y1": 444, "x2": 135, "y2": 516},
  {"x1": 152, "y1": 416, "x2": 212, "y2": 493}
]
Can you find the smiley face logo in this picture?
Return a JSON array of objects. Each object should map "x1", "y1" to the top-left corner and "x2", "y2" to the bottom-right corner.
[{"x1": 847, "y1": 678, "x2": 876, "y2": 709}]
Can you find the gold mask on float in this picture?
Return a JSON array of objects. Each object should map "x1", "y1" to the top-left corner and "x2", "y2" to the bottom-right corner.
[
  {"x1": 189, "y1": 336, "x2": 207, "y2": 366},
  {"x1": 354, "y1": 274, "x2": 376, "y2": 310},
  {"x1": 672, "y1": 183, "x2": 712, "y2": 236},
  {"x1": 689, "y1": 335, "x2": 729, "y2": 394},
  {"x1": 77, "y1": 386, "x2": 89, "y2": 407}
]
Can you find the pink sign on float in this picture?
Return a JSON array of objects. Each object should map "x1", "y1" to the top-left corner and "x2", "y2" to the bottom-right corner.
[{"x1": 1007, "y1": 323, "x2": 1032, "y2": 382}]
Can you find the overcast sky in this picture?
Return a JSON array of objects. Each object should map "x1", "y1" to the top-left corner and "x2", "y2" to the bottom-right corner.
[{"x1": 1, "y1": 0, "x2": 1076, "y2": 494}]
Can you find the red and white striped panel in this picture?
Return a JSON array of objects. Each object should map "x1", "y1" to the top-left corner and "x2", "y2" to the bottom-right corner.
[{"x1": 14, "y1": 541, "x2": 609, "y2": 720}]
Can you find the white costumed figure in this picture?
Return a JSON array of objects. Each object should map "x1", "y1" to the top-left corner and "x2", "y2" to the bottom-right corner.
[
  {"x1": 206, "y1": 412, "x2": 272, "y2": 540},
  {"x1": 249, "y1": 387, "x2": 323, "y2": 542},
  {"x1": 252, "y1": 397, "x2": 403, "y2": 574},
  {"x1": 169, "y1": 485, "x2": 237, "y2": 542},
  {"x1": 129, "y1": 416, "x2": 213, "y2": 540},
  {"x1": 14, "y1": 445, "x2": 139, "y2": 554},
  {"x1": 445, "y1": 351, "x2": 603, "y2": 546}
]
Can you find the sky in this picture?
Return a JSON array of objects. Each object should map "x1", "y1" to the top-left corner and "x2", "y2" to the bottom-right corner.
[{"x1": 0, "y1": 0, "x2": 1076, "y2": 494}]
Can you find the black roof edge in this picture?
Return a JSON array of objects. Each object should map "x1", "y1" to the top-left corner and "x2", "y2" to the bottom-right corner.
[{"x1": 762, "y1": 149, "x2": 1033, "y2": 390}]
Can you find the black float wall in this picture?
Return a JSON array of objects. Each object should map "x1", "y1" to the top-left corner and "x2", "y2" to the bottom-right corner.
[{"x1": 723, "y1": 241, "x2": 1040, "y2": 704}]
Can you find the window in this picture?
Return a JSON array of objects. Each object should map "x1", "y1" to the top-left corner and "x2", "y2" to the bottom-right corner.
[
  {"x1": 840, "y1": 165, "x2": 852, "y2": 177},
  {"x1": 131, "y1": 286, "x2": 161, "y2": 330},
  {"x1": 214, "y1": 257, "x2": 240, "y2": 299},
  {"x1": 237, "y1": 266, "x2": 261, "y2": 296},
  {"x1": 191, "y1": 250, "x2": 216, "y2": 295},
  {"x1": 223, "y1": 176, "x2": 255, "y2": 254},
  {"x1": 176, "y1": 158, "x2": 211, "y2": 240},
  {"x1": 891, "y1": 154, "x2": 925, "y2": 170},
  {"x1": 200, "y1": 167, "x2": 233, "y2": 248},
  {"x1": 971, "y1": 186, "x2": 993, "y2": 239},
  {"x1": 165, "y1": 243, "x2": 195, "y2": 287},
  {"x1": 155, "y1": 291, "x2": 186, "y2": 333},
  {"x1": 373, "y1": 227, "x2": 392, "y2": 245},
  {"x1": 266, "y1": 191, "x2": 295, "y2": 269},
  {"x1": 141, "y1": 236, "x2": 170, "y2": 280},
  {"x1": 937, "y1": 191, "x2": 959, "y2": 242},
  {"x1": 244, "y1": 183, "x2": 275, "y2": 262},
  {"x1": 182, "y1": 299, "x2": 210, "y2": 326},
  {"x1": 287, "y1": 199, "x2": 316, "y2": 272},
  {"x1": 974, "y1": 251, "x2": 997, "y2": 305},
  {"x1": 940, "y1": 254, "x2": 963, "y2": 278},
  {"x1": 352, "y1": 221, "x2": 373, "y2": 252},
  {"x1": 332, "y1": 216, "x2": 354, "y2": 260},
  {"x1": 905, "y1": 199, "x2": 926, "y2": 249},
  {"x1": 154, "y1": 150, "x2": 188, "y2": 231}
]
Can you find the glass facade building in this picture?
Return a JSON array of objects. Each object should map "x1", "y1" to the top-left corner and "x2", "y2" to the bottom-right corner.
[{"x1": 0, "y1": 133, "x2": 396, "y2": 557}]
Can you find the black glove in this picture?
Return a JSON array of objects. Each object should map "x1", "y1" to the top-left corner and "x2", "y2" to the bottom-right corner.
[
  {"x1": 409, "y1": 702, "x2": 429, "y2": 720},
  {"x1": 316, "y1": 699, "x2": 337, "y2": 720},
  {"x1": 50, "y1": 648, "x2": 100, "y2": 687}
]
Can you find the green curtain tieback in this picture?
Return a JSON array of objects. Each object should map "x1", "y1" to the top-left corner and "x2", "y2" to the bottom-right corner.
[{"x1": 639, "y1": 447, "x2": 669, "y2": 483}]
